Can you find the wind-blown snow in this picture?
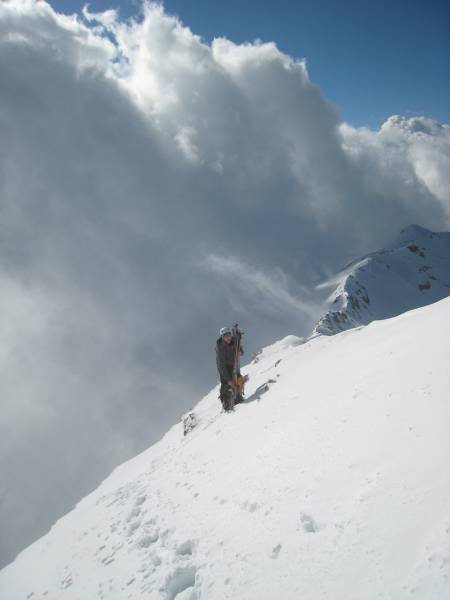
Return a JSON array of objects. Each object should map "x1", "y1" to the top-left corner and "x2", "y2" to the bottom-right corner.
[{"x1": 1, "y1": 297, "x2": 449, "y2": 599}]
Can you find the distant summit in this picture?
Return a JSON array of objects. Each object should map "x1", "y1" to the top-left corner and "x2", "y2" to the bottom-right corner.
[{"x1": 312, "y1": 225, "x2": 450, "y2": 336}]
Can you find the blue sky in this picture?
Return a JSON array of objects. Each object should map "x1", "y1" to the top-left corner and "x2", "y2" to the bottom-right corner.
[{"x1": 49, "y1": 0, "x2": 449, "y2": 128}]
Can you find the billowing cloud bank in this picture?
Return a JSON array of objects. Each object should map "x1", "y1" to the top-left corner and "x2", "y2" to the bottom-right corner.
[{"x1": 0, "y1": 0, "x2": 448, "y2": 566}]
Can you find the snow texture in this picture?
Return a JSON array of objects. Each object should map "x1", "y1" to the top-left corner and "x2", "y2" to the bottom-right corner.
[
  {"x1": 1, "y1": 297, "x2": 450, "y2": 599},
  {"x1": 313, "y1": 225, "x2": 450, "y2": 336}
]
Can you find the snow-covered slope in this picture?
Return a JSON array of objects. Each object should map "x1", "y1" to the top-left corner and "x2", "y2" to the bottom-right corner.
[
  {"x1": 1, "y1": 297, "x2": 450, "y2": 600},
  {"x1": 313, "y1": 225, "x2": 450, "y2": 336}
]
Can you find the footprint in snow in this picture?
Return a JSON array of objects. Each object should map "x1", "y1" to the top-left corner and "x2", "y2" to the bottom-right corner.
[
  {"x1": 271, "y1": 544, "x2": 282, "y2": 559},
  {"x1": 126, "y1": 506, "x2": 142, "y2": 522},
  {"x1": 137, "y1": 531, "x2": 159, "y2": 548},
  {"x1": 135, "y1": 494, "x2": 147, "y2": 506},
  {"x1": 240, "y1": 500, "x2": 259, "y2": 513},
  {"x1": 128, "y1": 520, "x2": 141, "y2": 536},
  {"x1": 162, "y1": 565, "x2": 197, "y2": 600},
  {"x1": 300, "y1": 513, "x2": 319, "y2": 533},
  {"x1": 176, "y1": 540, "x2": 194, "y2": 556}
]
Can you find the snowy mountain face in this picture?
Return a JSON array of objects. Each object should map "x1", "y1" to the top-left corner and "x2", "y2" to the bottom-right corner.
[
  {"x1": 312, "y1": 225, "x2": 450, "y2": 336},
  {"x1": 1, "y1": 297, "x2": 450, "y2": 600}
]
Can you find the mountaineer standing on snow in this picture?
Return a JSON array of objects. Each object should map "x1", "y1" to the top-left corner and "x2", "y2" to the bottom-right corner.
[{"x1": 216, "y1": 325, "x2": 245, "y2": 411}]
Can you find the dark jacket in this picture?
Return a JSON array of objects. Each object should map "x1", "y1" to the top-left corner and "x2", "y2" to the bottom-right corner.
[{"x1": 216, "y1": 337, "x2": 244, "y2": 382}]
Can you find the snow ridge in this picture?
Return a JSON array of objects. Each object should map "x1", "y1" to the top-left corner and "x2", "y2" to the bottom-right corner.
[
  {"x1": 312, "y1": 225, "x2": 450, "y2": 336},
  {"x1": 1, "y1": 297, "x2": 450, "y2": 599}
]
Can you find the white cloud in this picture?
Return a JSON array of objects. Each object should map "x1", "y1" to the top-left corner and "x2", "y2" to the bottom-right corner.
[
  {"x1": 174, "y1": 125, "x2": 202, "y2": 163},
  {"x1": 339, "y1": 116, "x2": 450, "y2": 212},
  {"x1": 0, "y1": 0, "x2": 448, "y2": 566}
]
